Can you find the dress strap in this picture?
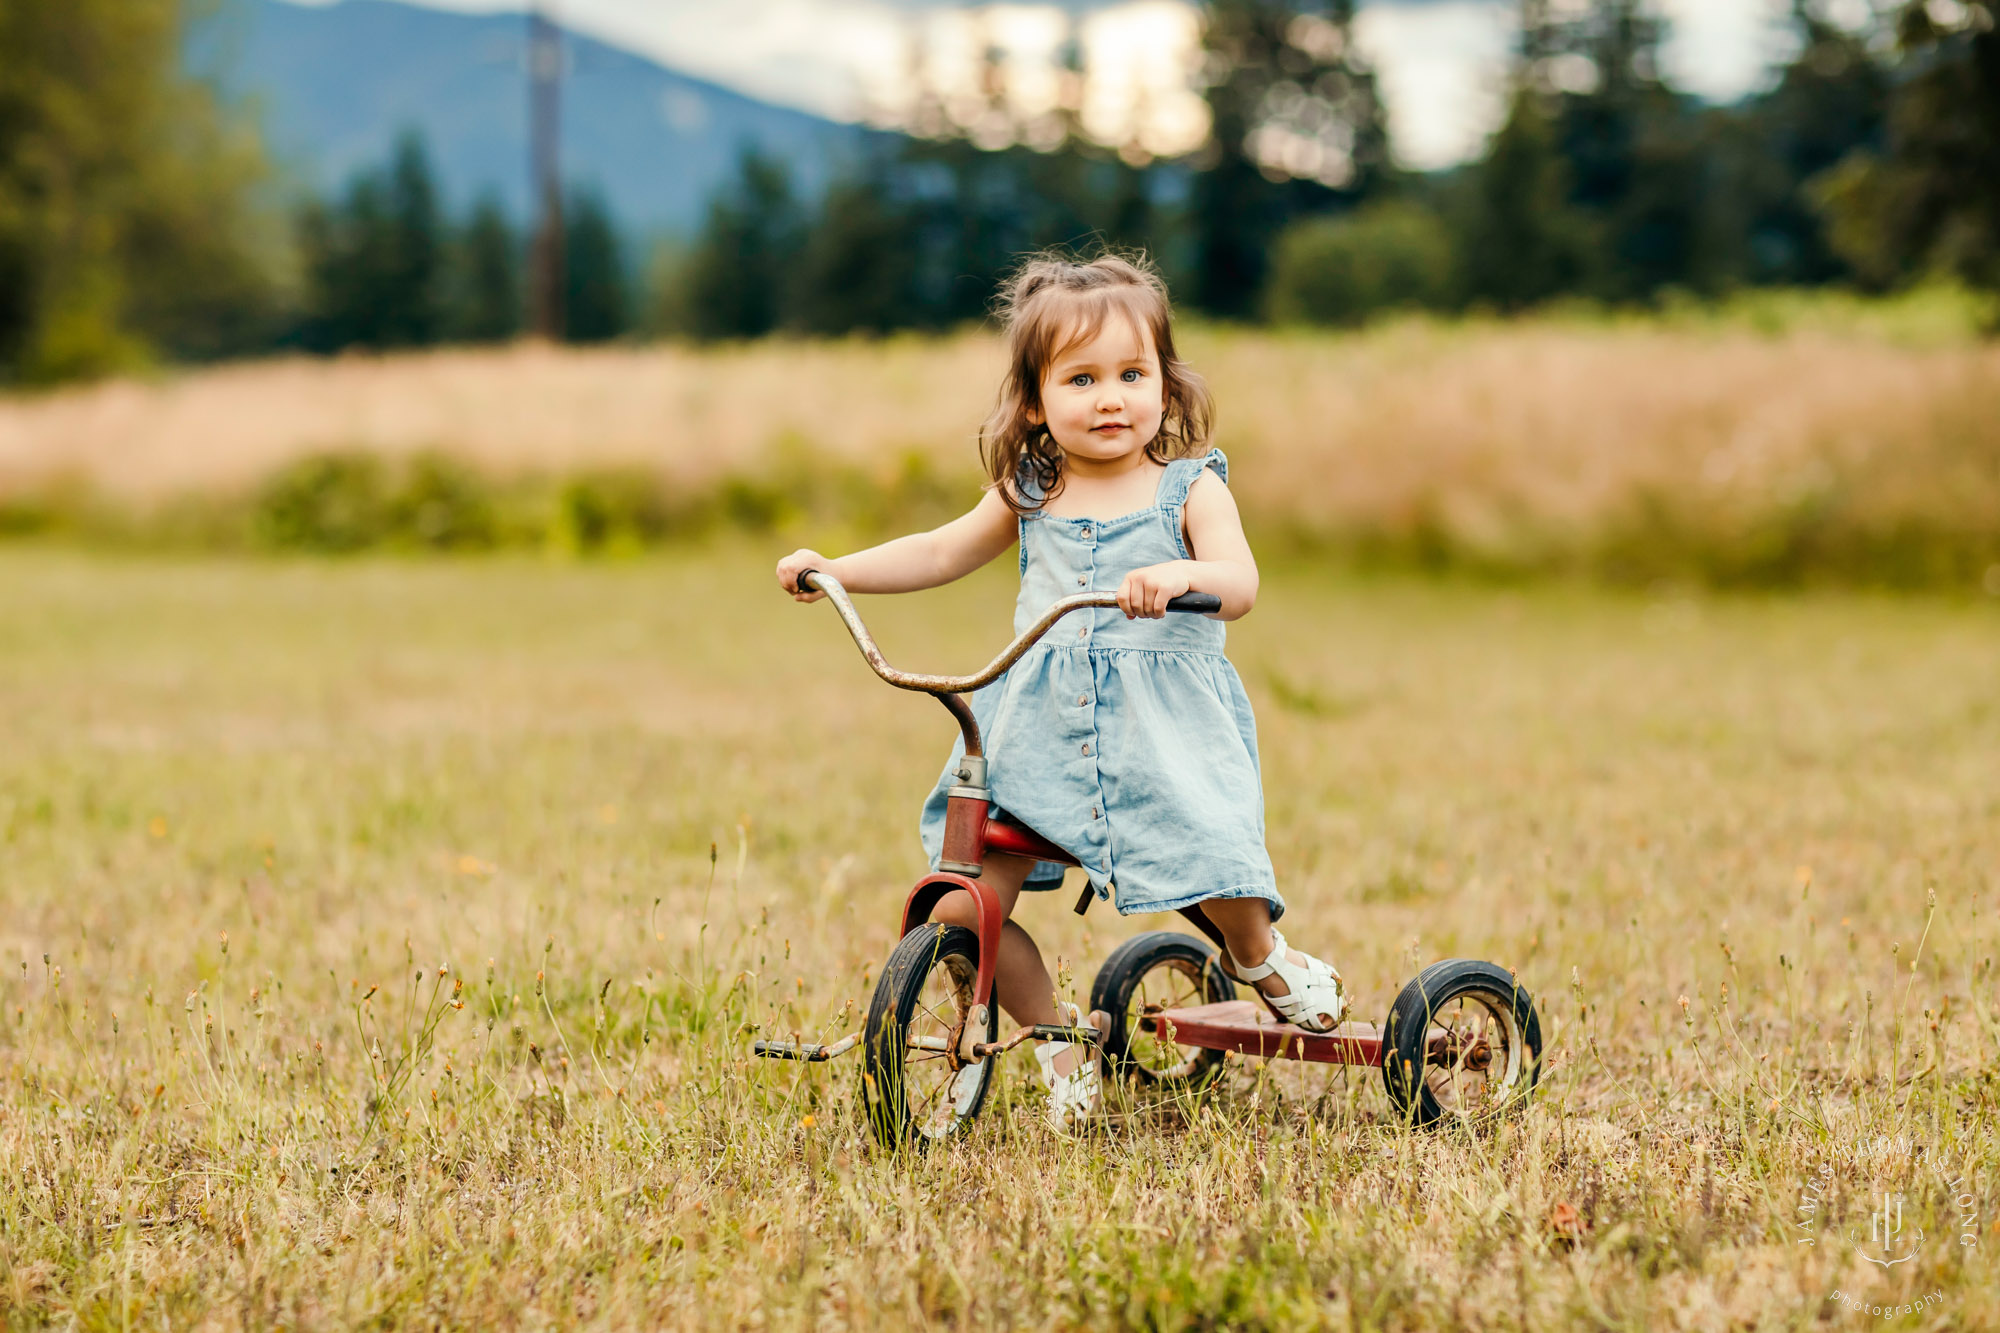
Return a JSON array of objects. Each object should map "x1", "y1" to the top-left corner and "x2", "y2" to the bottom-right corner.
[{"x1": 1155, "y1": 448, "x2": 1229, "y2": 512}]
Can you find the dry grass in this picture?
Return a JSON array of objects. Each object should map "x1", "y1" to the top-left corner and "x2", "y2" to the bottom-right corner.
[
  {"x1": 2, "y1": 546, "x2": 1996, "y2": 1329},
  {"x1": 0, "y1": 338, "x2": 1003, "y2": 501},
  {"x1": 1212, "y1": 323, "x2": 2000, "y2": 550},
  {"x1": 5, "y1": 308, "x2": 1998, "y2": 583}
]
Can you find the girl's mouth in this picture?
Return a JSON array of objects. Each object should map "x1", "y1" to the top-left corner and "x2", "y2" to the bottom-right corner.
[{"x1": 1091, "y1": 423, "x2": 1129, "y2": 434}]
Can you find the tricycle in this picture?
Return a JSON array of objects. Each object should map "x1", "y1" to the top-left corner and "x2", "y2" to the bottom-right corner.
[{"x1": 756, "y1": 570, "x2": 1544, "y2": 1145}]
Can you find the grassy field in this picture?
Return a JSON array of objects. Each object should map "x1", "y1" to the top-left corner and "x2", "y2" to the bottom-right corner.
[{"x1": 2, "y1": 547, "x2": 1998, "y2": 1329}]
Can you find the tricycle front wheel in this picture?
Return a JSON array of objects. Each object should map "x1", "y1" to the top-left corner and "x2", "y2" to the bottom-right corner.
[{"x1": 861, "y1": 924, "x2": 998, "y2": 1148}]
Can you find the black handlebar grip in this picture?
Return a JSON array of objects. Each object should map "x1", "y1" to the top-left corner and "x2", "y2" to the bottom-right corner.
[
  {"x1": 1165, "y1": 592, "x2": 1222, "y2": 614},
  {"x1": 794, "y1": 567, "x2": 821, "y2": 596}
]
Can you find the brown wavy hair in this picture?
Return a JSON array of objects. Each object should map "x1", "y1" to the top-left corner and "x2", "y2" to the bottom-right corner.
[{"x1": 981, "y1": 252, "x2": 1213, "y2": 514}]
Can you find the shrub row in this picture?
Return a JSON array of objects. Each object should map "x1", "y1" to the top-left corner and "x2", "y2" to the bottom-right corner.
[
  {"x1": 0, "y1": 449, "x2": 964, "y2": 556},
  {"x1": 3, "y1": 449, "x2": 1998, "y2": 592},
  {"x1": 1301, "y1": 491, "x2": 2000, "y2": 592}
]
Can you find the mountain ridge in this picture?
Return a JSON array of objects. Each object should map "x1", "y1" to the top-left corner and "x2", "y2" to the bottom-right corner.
[{"x1": 216, "y1": 0, "x2": 869, "y2": 234}]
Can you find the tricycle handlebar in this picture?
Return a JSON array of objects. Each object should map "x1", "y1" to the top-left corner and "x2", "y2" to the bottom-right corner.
[{"x1": 796, "y1": 569, "x2": 1220, "y2": 697}]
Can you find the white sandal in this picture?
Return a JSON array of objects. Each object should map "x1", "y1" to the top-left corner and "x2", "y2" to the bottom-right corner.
[
  {"x1": 1225, "y1": 928, "x2": 1346, "y2": 1032},
  {"x1": 1033, "y1": 1003, "x2": 1102, "y2": 1132}
]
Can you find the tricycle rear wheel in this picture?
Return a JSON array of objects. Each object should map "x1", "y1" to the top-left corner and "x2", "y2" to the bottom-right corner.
[
  {"x1": 1089, "y1": 930, "x2": 1235, "y2": 1091},
  {"x1": 1381, "y1": 959, "x2": 1542, "y2": 1128},
  {"x1": 861, "y1": 923, "x2": 998, "y2": 1148}
]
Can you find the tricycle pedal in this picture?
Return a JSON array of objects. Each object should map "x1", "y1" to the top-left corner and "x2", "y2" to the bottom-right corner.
[{"x1": 753, "y1": 1032, "x2": 859, "y2": 1062}]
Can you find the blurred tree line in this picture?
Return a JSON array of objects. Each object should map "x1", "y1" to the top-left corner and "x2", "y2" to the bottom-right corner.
[
  {"x1": 657, "y1": 0, "x2": 2000, "y2": 334},
  {"x1": 0, "y1": 0, "x2": 636, "y2": 383},
  {"x1": 1265, "y1": 0, "x2": 1999, "y2": 322},
  {"x1": 292, "y1": 134, "x2": 627, "y2": 350},
  {"x1": 2, "y1": 0, "x2": 1996, "y2": 386}
]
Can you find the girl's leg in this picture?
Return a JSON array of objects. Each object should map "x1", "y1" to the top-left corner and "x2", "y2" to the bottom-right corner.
[
  {"x1": 930, "y1": 853, "x2": 1059, "y2": 1027},
  {"x1": 1198, "y1": 897, "x2": 1334, "y2": 1011},
  {"x1": 931, "y1": 854, "x2": 1100, "y2": 1075}
]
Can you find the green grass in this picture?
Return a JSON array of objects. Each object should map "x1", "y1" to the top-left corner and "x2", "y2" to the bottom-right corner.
[
  {"x1": 1540, "y1": 279, "x2": 1999, "y2": 348},
  {"x1": 1, "y1": 547, "x2": 1997, "y2": 1328}
]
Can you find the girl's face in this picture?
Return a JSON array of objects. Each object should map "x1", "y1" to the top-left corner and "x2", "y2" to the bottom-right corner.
[{"x1": 1030, "y1": 315, "x2": 1165, "y2": 466}]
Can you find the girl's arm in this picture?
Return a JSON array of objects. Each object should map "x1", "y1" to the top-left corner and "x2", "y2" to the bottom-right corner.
[
  {"x1": 1116, "y1": 471, "x2": 1260, "y2": 621},
  {"x1": 775, "y1": 488, "x2": 1018, "y2": 602}
]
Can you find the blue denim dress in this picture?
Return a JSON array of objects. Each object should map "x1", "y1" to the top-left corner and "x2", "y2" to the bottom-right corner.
[{"x1": 918, "y1": 448, "x2": 1284, "y2": 919}]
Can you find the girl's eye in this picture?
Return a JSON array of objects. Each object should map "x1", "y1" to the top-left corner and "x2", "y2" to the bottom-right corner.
[
  {"x1": 1069, "y1": 374, "x2": 1092, "y2": 387},
  {"x1": 1121, "y1": 368, "x2": 1142, "y2": 383}
]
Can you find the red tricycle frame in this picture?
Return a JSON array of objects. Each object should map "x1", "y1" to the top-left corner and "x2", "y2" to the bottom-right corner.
[
  {"x1": 783, "y1": 570, "x2": 1387, "y2": 1067},
  {"x1": 756, "y1": 570, "x2": 1542, "y2": 1136}
]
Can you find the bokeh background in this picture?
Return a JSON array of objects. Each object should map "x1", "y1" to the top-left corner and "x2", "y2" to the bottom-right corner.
[{"x1": 1, "y1": 0, "x2": 1997, "y2": 588}]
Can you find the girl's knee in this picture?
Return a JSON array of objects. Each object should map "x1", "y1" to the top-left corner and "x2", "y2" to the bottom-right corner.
[{"x1": 931, "y1": 889, "x2": 979, "y2": 929}]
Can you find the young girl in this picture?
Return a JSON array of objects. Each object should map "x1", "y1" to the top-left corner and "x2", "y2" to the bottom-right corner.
[{"x1": 775, "y1": 254, "x2": 1344, "y2": 1129}]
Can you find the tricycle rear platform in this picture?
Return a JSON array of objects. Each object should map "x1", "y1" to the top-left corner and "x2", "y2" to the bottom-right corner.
[{"x1": 1142, "y1": 1000, "x2": 1386, "y2": 1066}]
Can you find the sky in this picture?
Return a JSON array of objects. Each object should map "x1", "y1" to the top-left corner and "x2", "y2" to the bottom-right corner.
[{"x1": 283, "y1": 0, "x2": 1811, "y2": 170}]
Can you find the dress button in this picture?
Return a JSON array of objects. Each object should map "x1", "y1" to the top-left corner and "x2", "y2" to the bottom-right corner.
[
  {"x1": 1081, "y1": 742, "x2": 1092, "y2": 757},
  {"x1": 1077, "y1": 694, "x2": 1088, "y2": 706},
  {"x1": 1091, "y1": 806, "x2": 1100, "y2": 819},
  {"x1": 1076, "y1": 627, "x2": 1086, "y2": 640},
  {"x1": 1077, "y1": 575, "x2": 1087, "y2": 586},
  {"x1": 1080, "y1": 527, "x2": 1092, "y2": 540}
]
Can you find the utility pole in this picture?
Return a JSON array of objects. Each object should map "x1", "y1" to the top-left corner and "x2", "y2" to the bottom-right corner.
[{"x1": 528, "y1": 2, "x2": 565, "y2": 340}]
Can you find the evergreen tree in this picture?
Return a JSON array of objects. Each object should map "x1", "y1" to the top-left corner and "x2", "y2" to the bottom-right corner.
[
  {"x1": 1458, "y1": 90, "x2": 1590, "y2": 309},
  {"x1": 450, "y1": 194, "x2": 521, "y2": 343},
  {"x1": 297, "y1": 131, "x2": 447, "y2": 351},
  {"x1": 1486, "y1": 0, "x2": 1711, "y2": 300},
  {"x1": 381, "y1": 132, "x2": 445, "y2": 345},
  {"x1": 686, "y1": 149, "x2": 804, "y2": 339},
  {"x1": 1699, "y1": 2, "x2": 1888, "y2": 287},
  {"x1": 1769, "y1": 3, "x2": 1891, "y2": 190},
  {"x1": 1816, "y1": 0, "x2": 2000, "y2": 293},
  {"x1": 1575, "y1": 1, "x2": 1712, "y2": 296},
  {"x1": 296, "y1": 180, "x2": 388, "y2": 352},
  {"x1": 562, "y1": 188, "x2": 629, "y2": 343},
  {"x1": 1536, "y1": 0, "x2": 1668, "y2": 209},
  {"x1": 793, "y1": 170, "x2": 919, "y2": 336},
  {"x1": 1192, "y1": 0, "x2": 1388, "y2": 316}
]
